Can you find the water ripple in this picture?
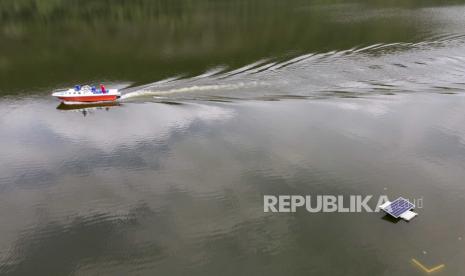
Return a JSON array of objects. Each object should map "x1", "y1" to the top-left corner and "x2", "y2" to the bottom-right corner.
[{"x1": 119, "y1": 33, "x2": 465, "y2": 102}]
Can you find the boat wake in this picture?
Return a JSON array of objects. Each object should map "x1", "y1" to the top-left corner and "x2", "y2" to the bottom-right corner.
[
  {"x1": 120, "y1": 33, "x2": 465, "y2": 102},
  {"x1": 120, "y1": 81, "x2": 267, "y2": 100}
]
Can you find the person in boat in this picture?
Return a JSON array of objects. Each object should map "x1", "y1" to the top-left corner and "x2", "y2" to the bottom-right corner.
[{"x1": 100, "y1": 84, "x2": 106, "y2": 94}]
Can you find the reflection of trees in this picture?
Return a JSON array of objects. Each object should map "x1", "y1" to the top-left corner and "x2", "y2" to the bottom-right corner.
[
  {"x1": 0, "y1": 0, "x2": 429, "y2": 94},
  {"x1": 0, "y1": 0, "x2": 460, "y2": 22}
]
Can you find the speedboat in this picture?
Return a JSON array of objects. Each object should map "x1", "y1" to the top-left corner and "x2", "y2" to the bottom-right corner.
[{"x1": 52, "y1": 85, "x2": 120, "y2": 104}]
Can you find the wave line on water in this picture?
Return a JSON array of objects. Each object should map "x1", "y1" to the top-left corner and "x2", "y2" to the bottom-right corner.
[{"x1": 119, "y1": 33, "x2": 465, "y2": 101}]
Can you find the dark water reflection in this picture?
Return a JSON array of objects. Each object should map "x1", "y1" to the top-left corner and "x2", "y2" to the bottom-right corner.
[
  {"x1": 1, "y1": 0, "x2": 464, "y2": 94},
  {"x1": 1, "y1": 94, "x2": 465, "y2": 275}
]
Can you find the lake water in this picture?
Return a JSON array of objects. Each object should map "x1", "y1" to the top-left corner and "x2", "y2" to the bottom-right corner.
[{"x1": 1, "y1": 1, "x2": 465, "y2": 275}]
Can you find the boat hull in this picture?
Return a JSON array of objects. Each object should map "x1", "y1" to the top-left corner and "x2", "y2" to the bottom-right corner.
[{"x1": 57, "y1": 95, "x2": 118, "y2": 102}]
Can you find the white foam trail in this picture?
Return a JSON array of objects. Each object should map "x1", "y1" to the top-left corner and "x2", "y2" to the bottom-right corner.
[{"x1": 121, "y1": 82, "x2": 266, "y2": 100}]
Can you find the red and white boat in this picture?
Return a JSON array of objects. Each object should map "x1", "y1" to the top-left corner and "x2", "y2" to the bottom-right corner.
[{"x1": 52, "y1": 85, "x2": 120, "y2": 104}]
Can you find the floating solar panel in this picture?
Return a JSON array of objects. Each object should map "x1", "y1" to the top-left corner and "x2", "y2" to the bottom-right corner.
[{"x1": 382, "y1": 197, "x2": 414, "y2": 218}]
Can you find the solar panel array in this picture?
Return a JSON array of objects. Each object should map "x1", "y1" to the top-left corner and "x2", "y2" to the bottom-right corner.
[{"x1": 384, "y1": 197, "x2": 414, "y2": 218}]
